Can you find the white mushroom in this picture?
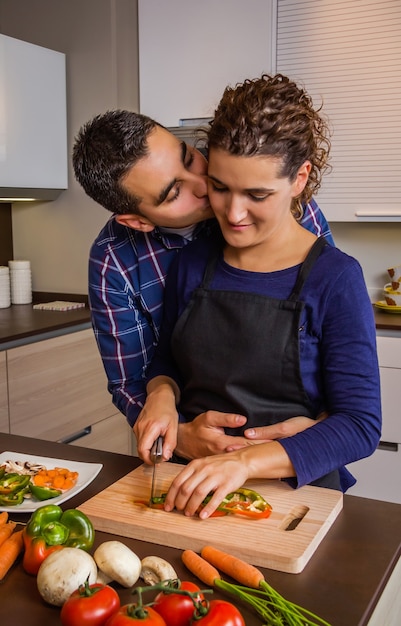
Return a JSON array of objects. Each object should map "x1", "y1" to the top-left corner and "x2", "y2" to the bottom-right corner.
[
  {"x1": 37, "y1": 548, "x2": 97, "y2": 606},
  {"x1": 93, "y1": 540, "x2": 141, "y2": 587},
  {"x1": 140, "y1": 555, "x2": 178, "y2": 586}
]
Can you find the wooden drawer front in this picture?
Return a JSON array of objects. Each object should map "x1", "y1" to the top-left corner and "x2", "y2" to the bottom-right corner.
[
  {"x1": 0, "y1": 351, "x2": 9, "y2": 433},
  {"x1": 8, "y1": 329, "x2": 115, "y2": 441},
  {"x1": 376, "y1": 336, "x2": 401, "y2": 368},
  {"x1": 347, "y1": 445, "x2": 401, "y2": 504},
  {"x1": 70, "y1": 413, "x2": 133, "y2": 455},
  {"x1": 380, "y1": 367, "x2": 401, "y2": 442}
]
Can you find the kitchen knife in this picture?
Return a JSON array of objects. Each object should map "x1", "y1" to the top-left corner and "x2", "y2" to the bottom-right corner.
[{"x1": 150, "y1": 435, "x2": 163, "y2": 506}]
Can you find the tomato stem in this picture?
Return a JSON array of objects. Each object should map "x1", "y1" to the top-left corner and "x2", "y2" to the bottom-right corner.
[
  {"x1": 78, "y1": 576, "x2": 102, "y2": 597},
  {"x1": 132, "y1": 580, "x2": 214, "y2": 620}
]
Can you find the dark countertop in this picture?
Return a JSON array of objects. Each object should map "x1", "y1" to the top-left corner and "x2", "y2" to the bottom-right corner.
[
  {"x1": 0, "y1": 293, "x2": 91, "y2": 347},
  {"x1": 1, "y1": 434, "x2": 401, "y2": 626},
  {"x1": 0, "y1": 297, "x2": 400, "y2": 348}
]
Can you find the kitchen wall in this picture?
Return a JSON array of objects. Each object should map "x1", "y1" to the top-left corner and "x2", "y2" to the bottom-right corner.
[
  {"x1": 0, "y1": 0, "x2": 400, "y2": 297},
  {"x1": 0, "y1": 0, "x2": 139, "y2": 294}
]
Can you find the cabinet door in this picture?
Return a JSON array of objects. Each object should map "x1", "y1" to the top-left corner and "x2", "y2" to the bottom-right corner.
[
  {"x1": 139, "y1": 0, "x2": 276, "y2": 127},
  {"x1": 347, "y1": 446, "x2": 401, "y2": 504},
  {"x1": 276, "y1": 1, "x2": 401, "y2": 222},
  {"x1": 347, "y1": 335, "x2": 401, "y2": 503},
  {"x1": 0, "y1": 351, "x2": 9, "y2": 433},
  {"x1": 70, "y1": 413, "x2": 134, "y2": 456},
  {"x1": 377, "y1": 336, "x2": 401, "y2": 442},
  {"x1": 8, "y1": 329, "x2": 117, "y2": 442}
]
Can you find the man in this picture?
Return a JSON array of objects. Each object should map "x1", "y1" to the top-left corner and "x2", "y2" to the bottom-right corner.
[{"x1": 72, "y1": 110, "x2": 334, "y2": 461}]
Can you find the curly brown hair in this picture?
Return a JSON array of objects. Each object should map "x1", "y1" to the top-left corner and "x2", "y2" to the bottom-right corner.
[{"x1": 205, "y1": 74, "x2": 331, "y2": 213}]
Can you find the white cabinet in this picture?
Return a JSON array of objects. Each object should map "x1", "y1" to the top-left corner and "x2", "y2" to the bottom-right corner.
[
  {"x1": 138, "y1": 0, "x2": 276, "y2": 127},
  {"x1": 6, "y1": 329, "x2": 134, "y2": 455},
  {"x1": 276, "y1": 1, "x2": 401, "y2": 222},
  {"x1": 0, "y1": 351, "x2": 9, "y2": 433},
  {"x1": 347, "y1": 335, "x2": 401, "y2": 503},
  {"x1": 0, "y1": 34, "x2": 67, "y2": 200}
]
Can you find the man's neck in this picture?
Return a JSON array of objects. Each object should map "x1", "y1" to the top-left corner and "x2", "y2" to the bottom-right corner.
[{"x1": 158, "y1": 224, "x2": 197, "y2": 240}]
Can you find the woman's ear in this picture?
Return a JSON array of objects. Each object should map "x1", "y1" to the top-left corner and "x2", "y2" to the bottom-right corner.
[
  {"x1": 115, "y1": 213, "x2": 156, "y2": 233},
  {"x1": 293, "y1": 161, "x2": 312, "y2": 197}
]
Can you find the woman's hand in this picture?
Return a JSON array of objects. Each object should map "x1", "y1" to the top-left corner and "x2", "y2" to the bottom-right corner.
[
  {"x1": 164, "y1": 451, "x2": 251, "y2": 518},
  {"x1": 134, "y1": 376, "x2": 179, "y2": 464},
  {"x1": 164, "y1": 441, "x2": 294, "y2": 518},
  {"x1": 226, "y1": 413, "x2": 329, "y2": 451}
]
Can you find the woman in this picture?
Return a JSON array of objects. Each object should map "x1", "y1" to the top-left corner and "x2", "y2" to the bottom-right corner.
[{"x1": 136, "y1": 74, "x2": 381, "y2": 518}]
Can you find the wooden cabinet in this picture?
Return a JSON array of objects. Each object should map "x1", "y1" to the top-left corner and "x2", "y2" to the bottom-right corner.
[
  {"x1": 347, "y1": 335, "x2": 401, "y2": 503},
  {"x1": 0, "y1": 351, "x2": 9, "y2": 433},
  {"x1": 6, "y1": 329, "x2": 134, "y2": 455}
]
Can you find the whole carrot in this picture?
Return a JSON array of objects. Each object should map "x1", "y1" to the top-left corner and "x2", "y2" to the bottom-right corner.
[
  {"x1": 0, "y1": 522, "x2": 17, "y2": 549},
  {"x1": 201, "y1": 545, "x2": 264, "y2": 589},
  {"x1": 181, "y1": 549, "x2": 221, "y2": 587},
  {"x1": 0, "y1": 511, "x2": 9, "y2": 526},
  {"x1": 0, "y1": 529, "x2": 24, "y2": 580},
  {"x1": 184, "y1": 546, "x2": 332, "y2": 626}
]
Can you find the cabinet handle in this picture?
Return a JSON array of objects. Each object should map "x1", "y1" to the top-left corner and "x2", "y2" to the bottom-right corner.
[
  {"x1": 377, "y1": 440, "x2": 398, "y2": 452},
  {"x1": 355, "y1": 211, "x2": 401, "y2": 218},
  {"x1": 57, "y1": 426, "x2": 92, "y2": 444}
]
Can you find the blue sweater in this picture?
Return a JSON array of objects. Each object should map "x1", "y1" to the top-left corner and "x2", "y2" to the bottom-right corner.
[{"x1": 149, "y1": 234, "x2": 382, "y2": 491}]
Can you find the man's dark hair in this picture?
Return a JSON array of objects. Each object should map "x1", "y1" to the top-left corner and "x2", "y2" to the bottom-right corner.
[{"x1": 72, "y1": 110, "x2": 158, "y2": 214}]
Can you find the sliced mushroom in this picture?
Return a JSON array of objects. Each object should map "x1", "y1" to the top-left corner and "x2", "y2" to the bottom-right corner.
[{"x1": 140, "y1": 555, "x2": 178, "y2": 586}]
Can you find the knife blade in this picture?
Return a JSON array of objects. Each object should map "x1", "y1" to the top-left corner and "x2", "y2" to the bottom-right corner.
[{"x1": 150, "y1": 436, "x2": 163, "y2": 506}]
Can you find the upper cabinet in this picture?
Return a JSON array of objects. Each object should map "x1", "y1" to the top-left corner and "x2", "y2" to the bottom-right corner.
[
  {"x1": 277, "y1": 0, "x2": 401, "y2": 222},
  {"x1": 0, "y1": 34, "x2": 67, "y2": 201},
  {"x1": 138, "y1": 0, "x2": 277, "y2": 128}
]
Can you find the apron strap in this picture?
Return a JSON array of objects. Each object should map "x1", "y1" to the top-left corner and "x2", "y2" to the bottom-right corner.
[
  {"x1": 201, "y1": 235, "x2": 327, "y2": 295},
  {"x1": 200, "y1": 252, "x2": 220, "y2": 288},
  {"x1": 289, "y1": 236, "x2": 327, "y2": 301}
]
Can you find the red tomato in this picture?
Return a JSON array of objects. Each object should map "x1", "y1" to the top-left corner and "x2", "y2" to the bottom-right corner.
[
  {"x1": 194, "y1": 600, "x2": 246, "y2": 625},
  {"x1": 60, "y1": 583, "x2": 120, "y2": 626},
  {"x1": 105, "y1": 604, "x2": 167, "y2": 625},
  {"x1": 153, "y1": 581, "x2": 203, "y2": 626}
]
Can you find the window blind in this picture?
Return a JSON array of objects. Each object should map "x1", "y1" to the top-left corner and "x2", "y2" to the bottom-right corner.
[{"x1": 276, "y1": 0, "x2": 401, "y2": 221}]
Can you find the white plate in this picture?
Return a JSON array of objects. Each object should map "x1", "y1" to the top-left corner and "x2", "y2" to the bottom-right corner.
[{"x1": 0, "y1": 451, "x2": 103, "y2": 512}]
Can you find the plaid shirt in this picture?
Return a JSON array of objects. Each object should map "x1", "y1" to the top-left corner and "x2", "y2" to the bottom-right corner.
[{"x1": 89, "y1": 199, "x2": 334, "y2": 426}]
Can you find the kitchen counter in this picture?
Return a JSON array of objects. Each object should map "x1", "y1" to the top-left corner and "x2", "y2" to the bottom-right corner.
[
  {"x1": 1, "y1": 300, "x2": 400, "y2": 351},
  {"x1": 374, "y1": 308, "x2": 401, "y2": 331},
  {"x1": 0, "y1": 294, "x2": 91, "y2": 348},
  {"x1": 1, "y1": 434, "x2": 401, "y2": 626}
]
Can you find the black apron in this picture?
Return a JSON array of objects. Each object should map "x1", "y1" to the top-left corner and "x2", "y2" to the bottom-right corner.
[{"x1": 171, "y1": 236, "x2": 340, "y2": 489}]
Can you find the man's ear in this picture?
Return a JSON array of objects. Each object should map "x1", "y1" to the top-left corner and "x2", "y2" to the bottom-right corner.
[{"x1": 115, "y1": 213, "x2": 156, "y2": 232}]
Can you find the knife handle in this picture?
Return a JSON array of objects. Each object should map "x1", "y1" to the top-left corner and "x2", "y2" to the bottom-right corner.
[{"x1": 150, "y1": 436, "x2": 163, "y2": 463}]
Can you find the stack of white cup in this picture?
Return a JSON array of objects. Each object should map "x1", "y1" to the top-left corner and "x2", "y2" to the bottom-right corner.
[
  {"x1": 0, "y1": 266, "x2": 11, "y2": 308},
  {"x1": 9, "y1": 260, "x2": 32, "y2": 305}
]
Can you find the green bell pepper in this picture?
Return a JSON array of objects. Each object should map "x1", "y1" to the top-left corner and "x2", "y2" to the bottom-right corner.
[
  {"x1": 22, "y1": 504, "x2": 95, "y2": 575},
  {"x1": 0, "y1": 473, "x2": 31, "y2": 505},
  {"x1": 0, "y1": 473, "x2": 31, "y2": 495},
  {"x1": 29, "y1": 483, "x2": 62, "y2": 501}
]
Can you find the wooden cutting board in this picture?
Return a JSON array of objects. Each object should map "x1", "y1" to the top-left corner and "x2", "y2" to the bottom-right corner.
[{"x1": 78, "y1": 462, "x2": 343, "y2": 573}]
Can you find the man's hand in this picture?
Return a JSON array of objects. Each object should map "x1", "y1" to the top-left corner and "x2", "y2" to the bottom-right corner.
[
  {"x1": 134, "y1": 376, "x2": 179, "y2": 464},
  {"x1": 175, "y1": 411, "x2": 249, "y2": 460}
]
